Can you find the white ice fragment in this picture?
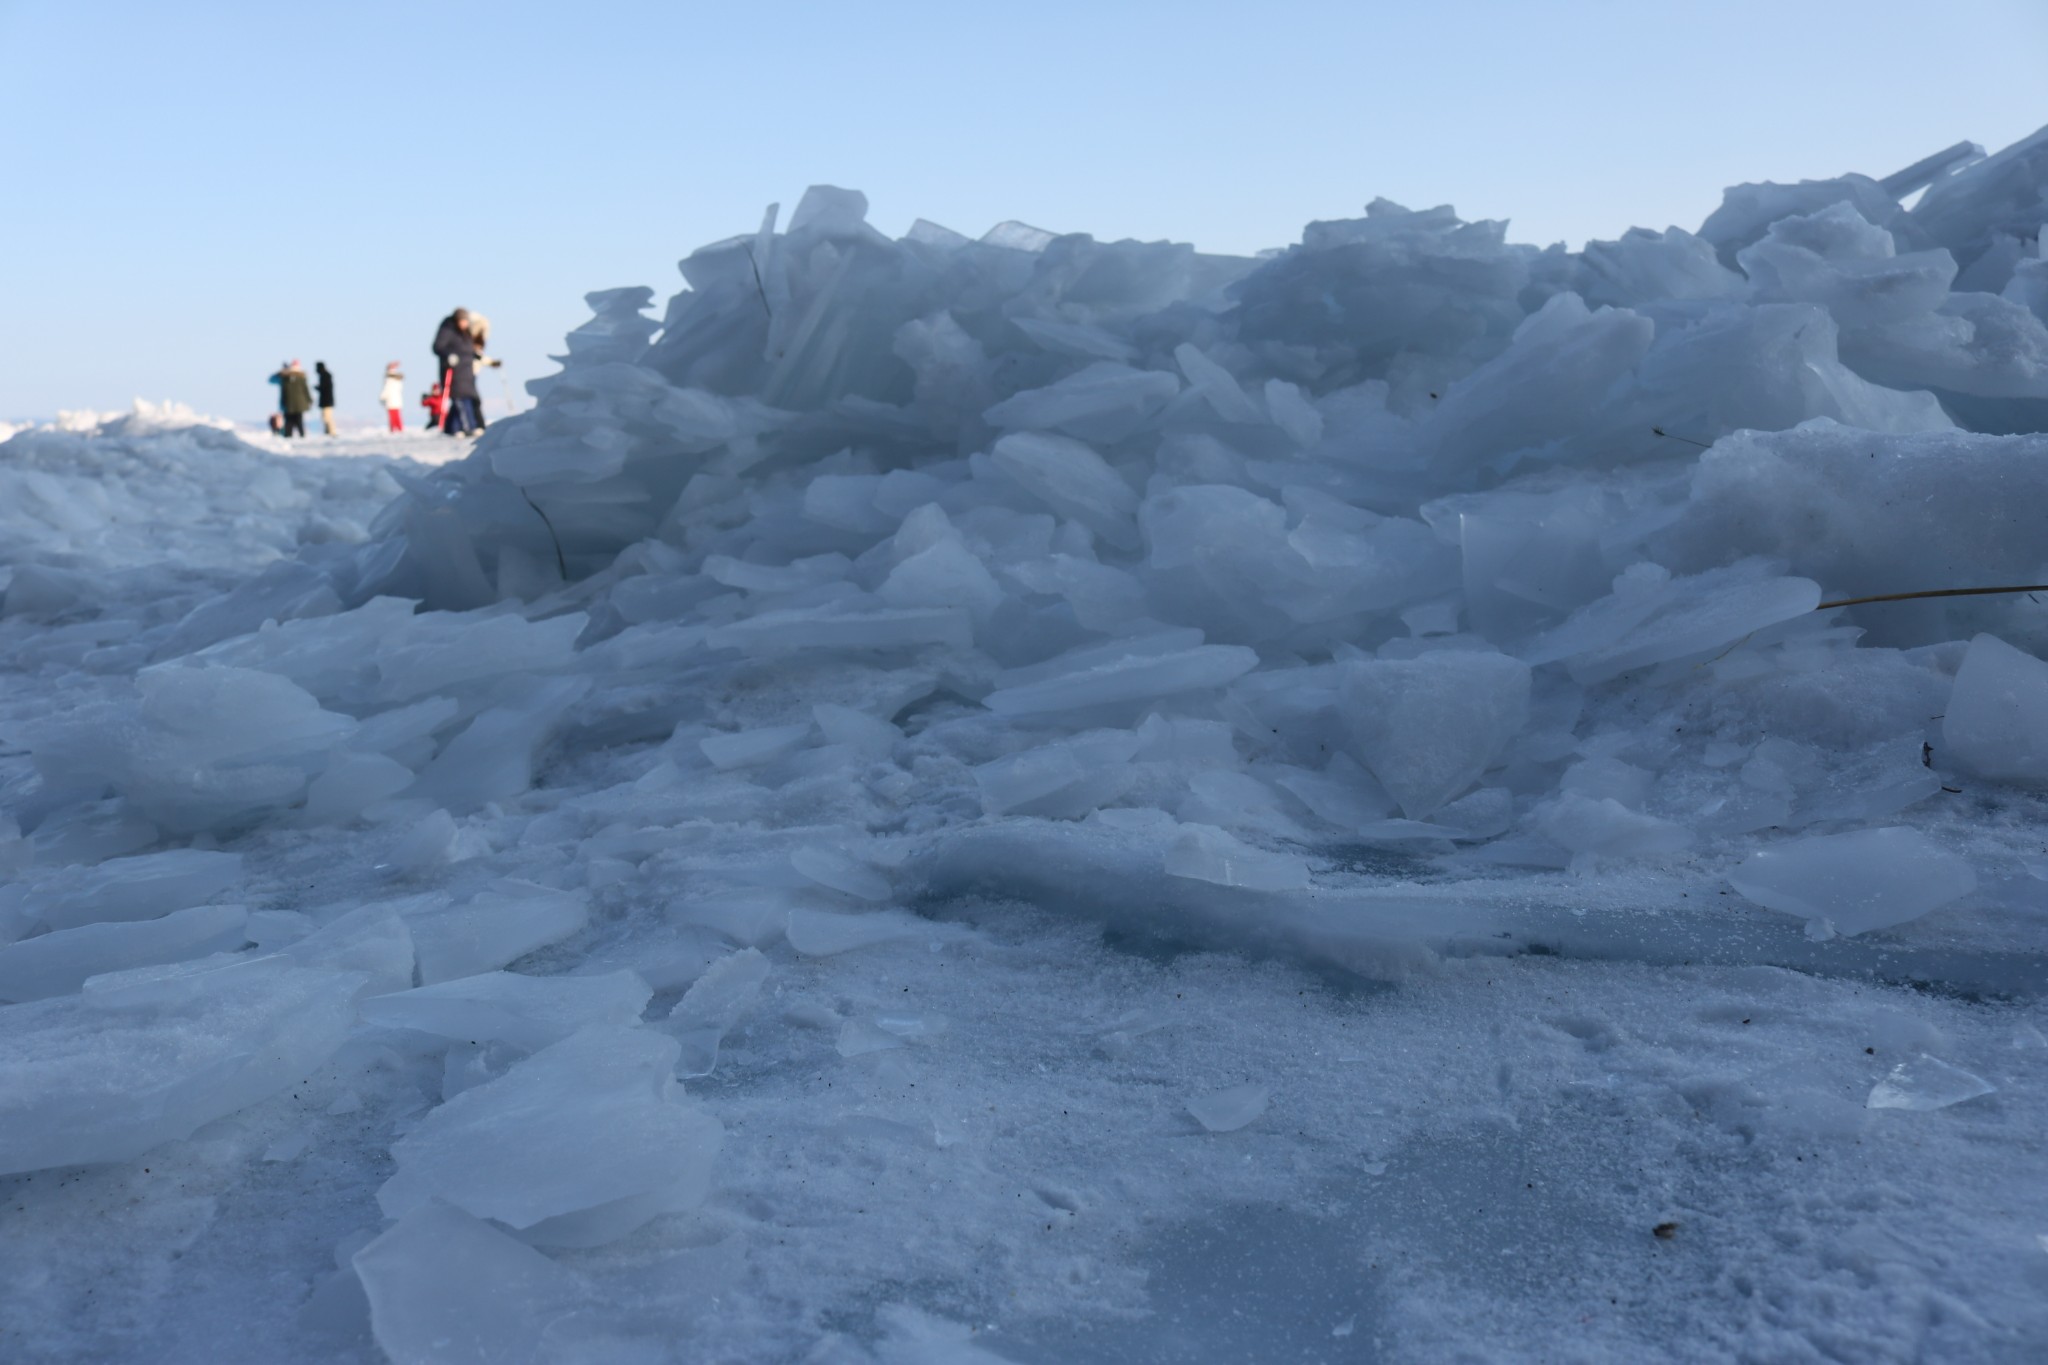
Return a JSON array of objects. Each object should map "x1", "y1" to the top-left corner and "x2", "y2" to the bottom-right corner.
[
  {"x1": 670, "y1": 887, "x2": 793, "y2": 947},
  {"x1": 405, "y1": 883, "x2": 590, "y2": 985},
  {"x1": 836, "y1": 1017, "x2": 905, "y2": 1057},
  {"x1": 973, "y1": 730, "x2": 1141, "y2": 818},
  {"x1": 874, "y1": 1011, "x2": 948, "y2": 1040},
  {"x1": 387, "y1": 808, "x2": 458, "y2": 872},
  {"x1": 982, "y1": 361, "x2": 1179, "y2": 444},
  {"x1": 412, "y1": 676, "x2": 590, "y2": 812},
  {"x1": 700, "y1": 723, "x2": 812, "y2": 770},
  {"x1": 1010, "y1": 316, "x2": 1136, "y2": 363},
  {"x1": 25, "y1": 849, "x2": 242, "y2": 932},
  {"x1": 668, "y1": 948, "x2": 770, "y2": 1076},
  {"x1": 0, "y1": 903, "x2": 248, "y2": 1002},
  {"x1": 286, "y1": 902, "x2": 416, "y2": 996},
  {"x1": 15, "y1": 666, "x2": 354, "y2": 835},
  {"x1": 360, "y1": 970, "x2": 651, "y2": 1052},
  {"x1": 703, "y1": 552, "x2": 851, "y2": 594},
  {"x1": 1728, "y1": 828, "x2": 1976, "y2": 935},
  {"x1": 1525, "y1": 565, "x2": 1821, "y2": 685},
  {"x1": 707, "y1": 606, "x2": 972, "y2": 655},
  {"x1": 1866, "y1": 1054, "x2": 1997, "y2": 1111},
  {"x1": 353, "y1": 1202, "x2": 584, "y2": 1365},
  {"x1": 1271, "y1": 758, "x2": 1398, "y2": 833},
  {"x1": 304, "y1": 751, "x2": 416, "y2": 824},
  {"x1": 878, "y1": 537, "x2": 1004, "y2": 621},
  {"x1": 1535, "y1": 794, "x2": 1693, "y2": 866},
  {"x1": 1164, "y1": 824, "x2": 1310, "y2": 892},
  {"x1": 986, "y1": 431, "x2": 1141, "y2": 549},
  {"x1": 377, "y1": 1028, "x2": 721, "y2": 1246},
  {"x1": 785, "y1": 907, "x2": 927, "y2": 957},
  {"x1": 1186, "y1": 1082, "x2": 1269, "y2": 1133},
  {"x1": 985, "y1": 644, "x2": 1258, "y2": 717},
  {"x1": 1263, "y1": 379, "x2": 1324, "y2": 447},
  {"x1": 812, "y1": 703, "x2": 901, "y2": 759},
  {"x1": 789, "y1": 845, "x2": 893, "y2": 902},
  {"x1": 1174, "y1": 343, "x2": 1261, "y2": 423},
  {"x1": 1943, "y1": 634, "x2": 2048, "y2": 786},
  {"x1": 1341, "y1": 652, "x2": 1531, "y2": 818},
  {"x1": 0, "y1": 956, "x2": 361, "y2": 1174},
  {"x1": 246, "y1": 909, "x2": 312, "y2": 950}
]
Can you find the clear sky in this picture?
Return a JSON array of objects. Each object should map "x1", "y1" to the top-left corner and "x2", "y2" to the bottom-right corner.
[{"x1": 2, "y1": 0, "x2": 2044, "y2": 425}]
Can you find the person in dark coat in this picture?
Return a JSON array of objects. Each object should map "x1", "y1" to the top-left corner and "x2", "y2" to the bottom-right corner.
[
  {"x1": 314, "y1": 361, "x2": 337, "y2": 435},
  {"x1": 432, "y1": 308, "x2": 471, "y2": 427},
  {"x1": 442, "y1": 326, "x2": 483, "y2": 436},
  {"x1": 275, "y1": 360, "x2": 312, "y2": 438}
]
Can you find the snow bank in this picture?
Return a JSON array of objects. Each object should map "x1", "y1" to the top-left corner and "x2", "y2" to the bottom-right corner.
[{"x1": 3, "y1": 124, "x2": 2047, "y2": 1359}]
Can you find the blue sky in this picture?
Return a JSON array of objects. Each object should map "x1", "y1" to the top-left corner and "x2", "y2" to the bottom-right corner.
[{"x1": 2, "y1": 0, "x2": 2044, "y2": 424}]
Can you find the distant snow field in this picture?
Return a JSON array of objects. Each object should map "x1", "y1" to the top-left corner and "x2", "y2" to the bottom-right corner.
[{"x1": 4, "y1": 129, "x2": 2048, "y2": 1363}]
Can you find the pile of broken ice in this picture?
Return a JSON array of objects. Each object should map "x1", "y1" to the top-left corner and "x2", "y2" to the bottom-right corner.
[{"x1": 4, "y1": 123, "x2": 2048, "y2": 1358}]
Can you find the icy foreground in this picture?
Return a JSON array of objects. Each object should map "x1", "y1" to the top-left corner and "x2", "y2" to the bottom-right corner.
[{"x1": 5, "y1": 133, "x2": 2048, "y2": 1362}]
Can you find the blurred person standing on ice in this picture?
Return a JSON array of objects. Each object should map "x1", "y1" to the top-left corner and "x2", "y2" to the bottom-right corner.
[
  {"x1": 379, "y1": 362, "x2": 405, "y2": 432},
  {"x1": 441, "y1": 319, "x2": 483, "y2": 436},
  {"x1": 432, "y1": 307, "x2": 470, "y2": 418},
  {"x1": 274, "y1": 359, "x2": 312, "y2": 438},
  {"x1": 466, "y1": 314, "x2": 495, "y2": 431},
  {"x1": 267, "y1": 361, "x2": 288, "y2": 434},
  {"x1": 314, "y1": 361, "x2": 337, "y2": 435}
]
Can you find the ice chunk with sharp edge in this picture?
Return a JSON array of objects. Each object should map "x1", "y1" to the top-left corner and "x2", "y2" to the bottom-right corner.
[
  {"x1": 1526, "y1": 561, "x2": 1819, "y2": 683},
  {"x1": 405, "y1": 883, "x2": 590, "y2": 985},
  {"x1": 974, "y1": 730, "x2": 1142, "y2": 818},
  {"x1": 0, "y1": 955, "x2": 362, "y2": 1174},
  {"x1": 982, "y1": 361, "x2": 1179, "y2": 443},
  {"x1": 986, "y1": 431, "x2": 1141, "y2": 550},
  {"x1": 1341, "y1": 651, "x2": 1530, "y2": 818},
  {"x1": 789, "y1": 846, "x2": 892, "y2": 901},
  {"x1": 1728, "y1": 827, "x2": 1975, "y2": 935},
  {"x1": 1174, "y1": 343, "x2": 1261, "y2": 423},
  {"x1": 707, "y1": 606, "x2": 972, "y2": 655},
  {"x1": 377, "y1": 1027, "x2": 721, "y2": 1245},
  {"x1": 286, "y1": 902, "x2": 416, "y2": 995},
  {"x1": 0, "y1": 903, "x2": 248, "y2": 1002},
  {"x1": 668, "y1": 948, "x2": 770, "y2": 1076},
  {"x1": 700, "y1": 723, "x2": 813, "y2": 770},
  {"x1": 1186, "y1": 1082, "x2": 1269, "y2": 1133},
  {"x1": 353, "y1": 1202, "x2": 584, "y2": 1365},
  {"x1": 1943, "y1": 634, "x2": 2048, "y2": 786},
  {"x1": 360, "y1": 970, "x2": 651, "y2": 1052},
  {"x1": 786, "y1": 906, "x2": 932, "y2": 957},
  {"x1": 1866, "y1": 1054, "x2": 1997, "y2": 1111},
  {"x1": 24, "y1": 849, "x2": 242, "y2": 932},
  {"x1": 985, "y1": 641, "x2": 1258, "y2": 717},
  {"x1": 1164, "y1": 824, "x2": 1310, "y2": 891}
]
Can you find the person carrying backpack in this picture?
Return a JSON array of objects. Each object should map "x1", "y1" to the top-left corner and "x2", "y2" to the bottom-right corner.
[{"x1": 277, "y1": 360, "x2": 312, "y2": 438}]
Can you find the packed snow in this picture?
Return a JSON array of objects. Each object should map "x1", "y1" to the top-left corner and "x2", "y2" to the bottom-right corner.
[{"x1": 5, "y1": 128, "x2": 2048, "y2": 1363}]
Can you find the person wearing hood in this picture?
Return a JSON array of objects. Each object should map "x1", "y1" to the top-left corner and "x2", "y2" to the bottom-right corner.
[
  {"x1": 378, "y1": 362, "x2": 405, "y2": 432},
  {"x1": 315, "y1": 361, "x2": 337, "y2": 436},
  {"x1": 273, "y1": 359, "x2": 312, "y2": 438}
]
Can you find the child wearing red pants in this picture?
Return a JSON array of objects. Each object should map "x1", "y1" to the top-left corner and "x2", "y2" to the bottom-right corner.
[{"x1": 379, "y1": 362, "x2": 406, "y2": 432}]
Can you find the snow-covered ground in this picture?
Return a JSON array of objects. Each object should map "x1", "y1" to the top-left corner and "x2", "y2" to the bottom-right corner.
[{"x1": 5, "y1": 129, "x2": 2048, "y2": 1364}]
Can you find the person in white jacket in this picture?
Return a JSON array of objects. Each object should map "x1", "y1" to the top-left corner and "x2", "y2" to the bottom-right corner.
[{"x1": 379, "y1": 362, "x2": 405, "y2": 432}]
